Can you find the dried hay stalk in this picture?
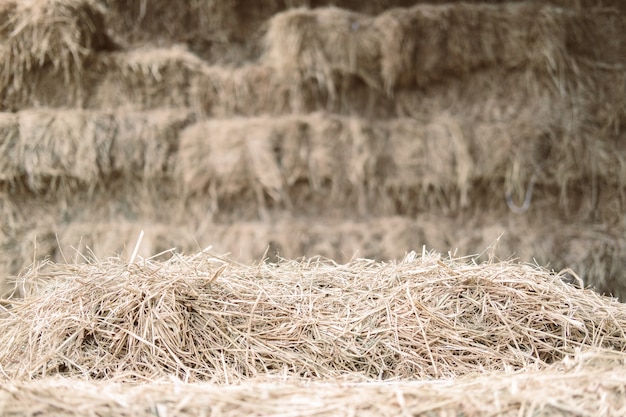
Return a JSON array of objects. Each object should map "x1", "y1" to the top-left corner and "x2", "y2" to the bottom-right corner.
[
  {"x1": 1, "y1": 350, "x2": 626, "y2": 416},
  {"x1": 0, "y1": 0, "x2": 112, "y2": 101},
  {"x1": 1, "y1": 250, "x2": 625, "y2": 382},
  {"x1": 0, "y1": 109, "x2": 191, "y2": 192}
]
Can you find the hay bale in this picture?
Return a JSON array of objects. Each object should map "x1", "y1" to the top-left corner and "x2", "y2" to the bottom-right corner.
[
  {"x1": 1, "y1": 350, "x2": 626, "y2": 416},
  {"x1": 0, "y1": 109, "x2": 191, "y2": 192},
  {"x1": 263, "y1": 7, "x2": 382, "y2": 96},
  {"x1": 0, "y1": 0, "x2": 114, "y2": 104},
  {"x1": 0, "y1": 251, "x2": 625, "y2": 382},
  {"x1": 101, "y1": 0, "x2": 236, "y2": 58},
  {"x1": 3, "y1": 46, "x2": 219, "y2": 112},
  {"x1": 84, "y1": 46, "x2": 207, "y2": 110},
  {"x1": 192, "y1": 65, "x2": 295, "y2": 117},
  {"x1": 375, "y1": 2, "x2": 571, "y2": 90},
  {"x1": 176, "y1": 113, "x2": 391, "y2": 215},
  {"x1": 262, "y1": 3, "x2": 586, "y2": 93}
]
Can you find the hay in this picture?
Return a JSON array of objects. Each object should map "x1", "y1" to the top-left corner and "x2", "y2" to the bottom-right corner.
[
  {"x1": 175, "y1": 111, "x2": 621, "y2": 218},
  {"x1": 1, "y1": 350, "x2": 626, "y2": 416},
  {"x1": 263, "y1": 7, "x2": 382, "y2": 96},
  {"x1": 0, "y1": 0, "x2": 114, "y2": 105},
  {"x1": 84, "y1": 46, "x2": 207, "y2": 110},
  {"x1": 0, "y1": 109, "x2": 191, "y2": 192},
  {"x1": 1, "y1": 250, "x2": 625, "y2": 382},
  {"x1": 376, "y1": 3, "x2": 575, "y2": 90},
  {"x1": 192, "y1": 65, "x2": 295, "y2": 117},
  {"x1": 101, "y1": 0, "x2": 236, "y2": 59},
  {"x1": 176, "y1": 113, "x2": 394, "y2": 215}
]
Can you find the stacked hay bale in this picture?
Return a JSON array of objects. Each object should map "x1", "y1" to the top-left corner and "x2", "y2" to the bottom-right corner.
[{"x1": 0, "y1": 0, "x2": 625, "y2": 300}]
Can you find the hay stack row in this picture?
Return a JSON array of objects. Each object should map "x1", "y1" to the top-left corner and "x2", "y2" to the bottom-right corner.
[{"x1": 0, "y1": 0, "x2": 625, "y2": 299}]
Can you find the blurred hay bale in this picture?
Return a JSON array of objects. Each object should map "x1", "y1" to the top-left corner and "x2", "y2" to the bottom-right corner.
[
  {"x1": 176, "y1": 110, "x2": 619, "y2": 217},
  {"x1": 375, "y1": 2, "x2": 571, "y2": 90},
  {"x1": 192, "y1": 65, "x2": 294, "y2": 117},
  {"x1": 1, "y1": 46, "x2": 208, "y2": 111},
  {"x1": 263, "y1": 3, "x2": 585, "y2": 93},
  {"x1": 101, "y1": 0, "x2": 236, "y2": 58},
  {"x1": 0, "y1": 109, "x2": 191, "y2": 192},
  {"x1": 1, "y1": 251, "x2": 625, "y2": 382},
  {"x1": 84, "y1": 46, "x2": 207, "y2": 110},
  {"x1": 264, "y1": 7, "x2": 382, "y2": 97},
  {"x1": 0, "y1": 0, "x2": 114, "y2": 106},
  {"x1": 176, "y1": 114, "x2": 390, "y2": 215}
]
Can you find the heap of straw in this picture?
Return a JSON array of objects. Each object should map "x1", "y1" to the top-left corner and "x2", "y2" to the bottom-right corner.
[{"x1": 1, "y1": 250, "x2": 624, "y2": 382}]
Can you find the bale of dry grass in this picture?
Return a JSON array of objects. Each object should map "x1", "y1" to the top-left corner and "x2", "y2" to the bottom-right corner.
[
  {"x1": 0, "y1": 0, "x2": 114, "y2": 105},
  {"x1": 83, "y1": 46, "x2": 207, "y2": 110},
  {"x1": 101, "y1": 0, "x2": 236, "y2": 59},
  {"x1": 263, "y1": 7, "x2": 382, "y2": 97},
  {"x1": 1, "y1": 250, "x2": 625, "y2": 382},
  {"x1": 175, "y1": 110, "x2": 622, "y2": 219},
  {"x1": 375, "y1": 2, "x2": 576, "y2": 90},
  {"x1": 176, "y1": 113, "x2": 393, "y2": 215},
  {"x1": 191, "y1": 65, "x2": 295, "y2": 117},
  {"x1": 263, "y1": 3, "x2": 588, "y2": 93},
  {"x1": 1, "y1": 349, "x2": 626, "y2": 416},
  {"x1": 0, "y1": 109, "x2": 191, "y2": 192}
]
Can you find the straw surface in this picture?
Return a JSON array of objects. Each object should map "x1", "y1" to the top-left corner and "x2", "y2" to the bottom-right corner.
[
  {"x1": 2, "y1": 350, "x2": 626, "y2": 416},
  {"x1": 1, "y1": 251, "x2": 625, "y2": 382}
]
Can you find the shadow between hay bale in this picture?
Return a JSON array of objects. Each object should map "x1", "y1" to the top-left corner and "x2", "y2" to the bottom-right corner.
[{"x1": 0, "y1": 251, "x2": 625, "y2": 382}]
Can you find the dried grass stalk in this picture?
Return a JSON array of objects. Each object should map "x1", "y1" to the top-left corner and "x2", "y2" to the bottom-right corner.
[{"x1": 1, "y1": 251, "x2": 625, "y2": 382}]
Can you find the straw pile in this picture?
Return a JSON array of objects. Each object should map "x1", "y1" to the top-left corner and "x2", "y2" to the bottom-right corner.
[
  {"x1": 2, "y1": 350, "x2": 626, "y2": 416},
  {"x1": 1, "y1": 251, "x2": 625, "y2": 382},
  {"x1": 0, "y1": 0, "x2": 114, "y2": 108}
]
